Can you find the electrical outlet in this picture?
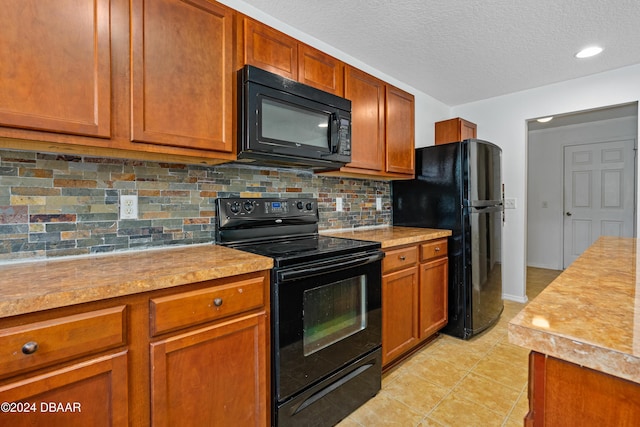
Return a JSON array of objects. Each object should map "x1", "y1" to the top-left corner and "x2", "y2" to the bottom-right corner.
[
  {"x1": 336, "y1": 197, "x2": 343, "y2": 212},
  {"x1": 120, "y1": 195, "x2": 138, "y2": 219},
  {"x1": 376, "y1": 197, "x2": 382, "y2": 211},
  {"x1": 504, "y1": 198, "x2": 517, "y2": 209}
]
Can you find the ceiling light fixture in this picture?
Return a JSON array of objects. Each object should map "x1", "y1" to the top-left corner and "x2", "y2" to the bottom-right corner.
[
  {"x1": 575, "y1": 46, "x2": 603, "y2": 59},
  {"x1": 537, "y1": 116, "x2": 553, "y2": 123}
]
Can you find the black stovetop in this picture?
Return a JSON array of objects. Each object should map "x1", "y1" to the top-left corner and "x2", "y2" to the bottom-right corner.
[
  {"x1": 215, "y1": 197, "x2": 381, "y2": 267},
  {"x1": 225, "y1": 234, "x2": 380, "y2": 268}
]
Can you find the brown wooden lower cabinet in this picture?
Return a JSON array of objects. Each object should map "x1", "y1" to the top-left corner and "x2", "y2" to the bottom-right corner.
[
  {"x1": 382, "y1": 238, "x2": 448, "y2": 367},
  {"x1": 150, "y1": 313, "x2": 267, "y2": 427},
  {"x1": 0, "y1": 270, "x2": 270, "y2": 427},
  {"x1": 0, "y1": 351, "x2": 128, "y2": 427},
  {"x1": 527, "y1": 351, "x2": 640, "y2": 426}
]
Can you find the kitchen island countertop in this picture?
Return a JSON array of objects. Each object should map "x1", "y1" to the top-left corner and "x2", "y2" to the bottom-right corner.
[
  {"x1": 321, "y1": 226, "x2": 452, "y2": 248},
  {"x1": 0, "y1": 244, "x2": 273, "y2": 319},
  {"x1": 508, "y1": 236, "x2": 640, "y2": 384}
]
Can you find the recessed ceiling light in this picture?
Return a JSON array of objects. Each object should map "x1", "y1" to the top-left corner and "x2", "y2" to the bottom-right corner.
[
  {"x1": 575, "y1": 46, "x2": 603, "y2": 59},
  {"x1": 537, "y1": 116, "x2": 554, "y2": 123}
]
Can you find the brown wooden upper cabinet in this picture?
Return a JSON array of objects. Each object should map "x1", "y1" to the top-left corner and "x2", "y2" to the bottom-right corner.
[
  {"x1": 240, "y1": 17, "x2": 345, "y2": 96},
  {"x1": 0, "y1": 0, "x2": 111, "y2": 138},
  {"x1": 130, "y1": 0, "x2": 234, "y2": 153},
  {"x1": 435, "y1": 117, "x2": 477, "y2": 145},
  {"x1": 333, "y1": 67, "x2": 415, "y2": 179},
  {"x1": 386, "y1": 86, "x2": 415, "y2": 175},
  {"x1": 344, "y1": 67, "x2": 386, "y2": 172},
  {"x1": 0, "y1": 0, "x2": 237, "y2": 164}
]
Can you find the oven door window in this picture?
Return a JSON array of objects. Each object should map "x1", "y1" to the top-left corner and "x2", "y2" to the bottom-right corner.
[
  {"x1": 260, "y1": 96, "x2": 332, "y2": 150},
  {"x1": 303, "y1": 275, "x2": 366, "y2": 356}
]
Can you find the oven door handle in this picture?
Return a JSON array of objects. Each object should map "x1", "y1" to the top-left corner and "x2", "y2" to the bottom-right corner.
[{"x1": 277, "y1": 251, "x2": 384, "y2": 282}]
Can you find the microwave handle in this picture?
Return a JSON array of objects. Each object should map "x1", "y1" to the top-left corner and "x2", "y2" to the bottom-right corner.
[{"x1": 329, "y1": 113, "x2": 339, "y2": 153}]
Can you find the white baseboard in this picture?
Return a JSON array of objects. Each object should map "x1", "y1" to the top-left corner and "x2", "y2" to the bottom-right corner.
[{"x1": 502, "y1": 293, "x2": 528, "y2": 304}]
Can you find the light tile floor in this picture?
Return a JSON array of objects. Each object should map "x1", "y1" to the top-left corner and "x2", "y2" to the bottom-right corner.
[{"x1": 338, "y1": 267, "x2": 562, "y2": 427}]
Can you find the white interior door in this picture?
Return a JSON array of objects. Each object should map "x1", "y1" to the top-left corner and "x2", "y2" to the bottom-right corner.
[{"x1": 563, "y1": 139, "x2": 635, "y2": 268}]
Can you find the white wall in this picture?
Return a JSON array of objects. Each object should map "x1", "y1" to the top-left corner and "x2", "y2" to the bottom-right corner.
[
  {"x1": 453, "y1": 64, "x2": 640, "y2": 302},
  {"x1": 218, "y1": 0, "x2": 451, "y2": 146},
  {"x1": 527, "y1": 116, "x2": 637, "y2": 270}
]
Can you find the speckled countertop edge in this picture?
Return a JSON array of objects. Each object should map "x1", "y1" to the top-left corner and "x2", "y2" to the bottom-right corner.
[{"x1": 508, "y1": 236, "x2": 640, "y2": 384}]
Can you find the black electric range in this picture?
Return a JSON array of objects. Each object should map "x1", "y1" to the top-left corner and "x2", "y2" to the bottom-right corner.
[{"x1": 215, "y1": 197, "x2": 383, "y2": 427}]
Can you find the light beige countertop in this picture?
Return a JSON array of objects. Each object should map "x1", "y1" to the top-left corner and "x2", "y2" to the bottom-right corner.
[
  {"x1": 508, "y1": 236, "x2": 640, "y2": 384},
  {"x1": 0, "y1": 244, "x2": 273, "y2": 319},
  {"x1": 321, "y1": 226, "x2": 452, "y2": 248}
]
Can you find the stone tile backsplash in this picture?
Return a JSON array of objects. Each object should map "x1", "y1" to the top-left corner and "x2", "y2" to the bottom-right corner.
[{"x1": 0, "y1": 150, "x2": 391, "y2": 261}]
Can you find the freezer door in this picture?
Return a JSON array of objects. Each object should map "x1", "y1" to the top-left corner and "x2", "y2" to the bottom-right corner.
[
  {"x1": 468, "y1": 140, "x2": 502, "y2": 207},
  {"x1": 469, "y1": 206, "x2": 503, "y2": 334}
]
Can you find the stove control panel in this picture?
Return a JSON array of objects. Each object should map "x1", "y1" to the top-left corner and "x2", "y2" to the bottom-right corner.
[{"x1": 216, "y1": 197, "x2": 318, "y2": 230}]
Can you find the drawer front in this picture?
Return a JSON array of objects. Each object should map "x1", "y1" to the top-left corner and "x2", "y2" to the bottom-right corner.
[
  {"x1": 383, "y1": 246, "x2": 418, "y2": 274},
  {"x1": 0, "y1": 306, "x2": 126, "y2": 378},
  {"x1": 150, "y1": 276, "x2": 266, "y2": 336},
  {"x1": 421, "y1": 239, "x2": 448, "y2": 262}
]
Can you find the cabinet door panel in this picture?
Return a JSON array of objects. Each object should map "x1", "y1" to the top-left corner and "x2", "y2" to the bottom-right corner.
[
  {"x1": 131, "y1": 0, "x2": 233, "y2": 152},
  {"x1": 386, "y1": 86, "x2": 415, "y2": 175},
  {"x1": 298, "y1": 46, "x2": 344, "y2": 95},
  {"x1": 0, "y1": 0, "x2": 111, "y2": 137},
  {"x1": 382, "y1": 267, "x2": 418, "y2": 366},
  {"x1": 419, "y1": 257, "x2": 448, "y2": 339},
  {"x1": 243, "y1": 18, "x2": 297, "y2": 80},
  {"x1": 345, "y1": 67, "x2": 385, "y2": 171},
  {"x1": 0, "y1": 351, "x2": 128, "y2": 427},
  {"x1": 150, "y1": 313, "x2": 268, "y2": 427}
]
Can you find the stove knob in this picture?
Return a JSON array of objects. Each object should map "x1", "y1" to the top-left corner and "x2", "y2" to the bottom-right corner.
[
  {"x1": 296, "y1": 201, "x2": 304, "y2": 210},
  {"x1": 306, "y1": 202, "x2": 313, "y2": 211},
  {"x1": 243, "y1": 201, "x2": 254, "y2": 213},
  {"x1": 229, "y1": 202, "x2": 241, "y2": 214}
]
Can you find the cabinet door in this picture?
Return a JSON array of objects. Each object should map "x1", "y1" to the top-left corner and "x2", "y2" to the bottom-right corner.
[
  {"x1": 242, "y1": 18, "x2": 298, "y2": 80},
  {"x1": 382, "y1": 267, "x2": 419, "y2": 366},
  {"x1": 131, "y1": 0, "x2": 234, "y2": 152},
  {"x1": 0, "y1": 0, "x2": 111, "y2": 137},
  {"x1": 0, "y1": 351, "x2": 128, "y2": 427},
  {"x1": 150, "y1": 313, "x2": 268, "y2": 427},
  {"x1": 419, "y1": 257, "x2": 448, "y2": 339},
  {"x1": 298, "y1": 45, "x2": 344, "y2": 95},
  {"x1": 345, "y1": 67, "x2": 385, "y2": 172},
  {"x1": 385, "y1": 85, "x2": 415, "y2": 175}
]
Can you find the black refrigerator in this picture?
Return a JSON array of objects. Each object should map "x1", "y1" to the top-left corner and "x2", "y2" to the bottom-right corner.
[{"x1": 392, "y1": 139, "x2": 503, "y2": 339}]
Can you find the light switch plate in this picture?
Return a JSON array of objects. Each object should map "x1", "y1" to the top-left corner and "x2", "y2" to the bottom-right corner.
[
  {"x1": 504, "y1": 198, "x2": 517, "y2": 209},
  {"x1": 376, "y1": 197, "x2": 382, "y2": 211},
  {"x1": 336, "y1": 197, "x2": 343, "y2": 212}
]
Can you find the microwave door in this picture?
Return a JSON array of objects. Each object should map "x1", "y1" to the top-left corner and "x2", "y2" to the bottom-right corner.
[{"x1": 258, "y1": 94, "x2": 332, "y2": 152}]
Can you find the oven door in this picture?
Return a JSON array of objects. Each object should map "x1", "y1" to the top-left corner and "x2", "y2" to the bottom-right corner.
[{"x1": 273, "y1": 250, "x2": 383, "y2": 402}]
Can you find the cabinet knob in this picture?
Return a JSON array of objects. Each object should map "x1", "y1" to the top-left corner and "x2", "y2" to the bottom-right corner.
[
  {"x1": 399, "y1": 256, "x2": 406, "y2": 261},
  {"x1": 213, "y1": 298, "x2": 223, "y2": 307},
  {"x1": 22, "y1": 341, "x2": 39, "y2": 355},
  {"x1": 435, "y1": 247, "x2": 440, "y2": 252}
]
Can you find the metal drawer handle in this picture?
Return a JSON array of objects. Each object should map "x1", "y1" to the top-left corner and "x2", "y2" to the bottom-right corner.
[
  {"x1": 22, "y1": 341, "x2": 39, "y2": 355},
  {"x1": 213, "y1": 298, "x2": 223, "y2": 307},
  {"x1": 399, "y1": 256, "x2": 406, "y2": 261},
  {"x1": 435, "y1": 247, "x2": 440, "y2": 252}
]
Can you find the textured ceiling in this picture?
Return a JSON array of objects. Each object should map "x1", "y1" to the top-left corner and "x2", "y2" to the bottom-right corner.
[{"x1": 238, "y1": 0, "x2": 640, "y2": 106}]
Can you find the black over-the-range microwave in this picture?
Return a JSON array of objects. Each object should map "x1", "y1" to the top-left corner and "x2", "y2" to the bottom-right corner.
[{"x1": 237, "y1": 65, "x2": 352, "y2": 171}]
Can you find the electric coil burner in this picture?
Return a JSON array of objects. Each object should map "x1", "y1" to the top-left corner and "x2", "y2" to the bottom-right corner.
[{"x1": 216, "y1": 197, "x2": 383, "y2": 427}]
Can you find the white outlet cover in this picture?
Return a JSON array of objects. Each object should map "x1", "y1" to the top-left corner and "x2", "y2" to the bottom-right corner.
[
  {"x1": 336, "y1": 197, "x2": 343, "y2": 212},
  {"x1": 376, "y1": 197, "x2": 382, "y2": 211},
  {"x1": 120, "y1": 195, "x2": 138, "y2": 219}
]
